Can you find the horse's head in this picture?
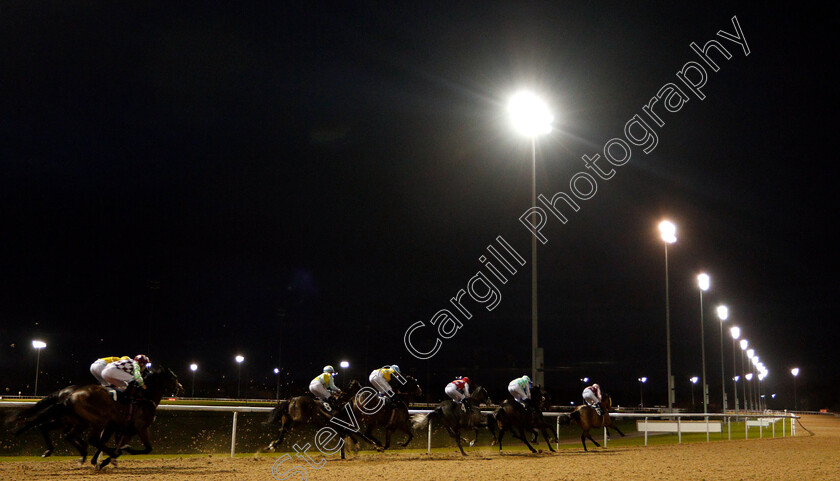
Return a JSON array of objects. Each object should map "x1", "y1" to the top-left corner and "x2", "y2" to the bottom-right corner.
[
  {"x1": 146, "y1": 366, "x2": 183, "y2": 399},
  {"x1": 397, "y1": 375, "x2": 422, "y2": 399},
  {"x1": 533, "y1": 385, "x2": 551, "y2": 411},
  {"x1": 346, "y1": 379, "x2": 362, "y2": 394},
  {"x1": 471, "y1": 385, "x2": 492, "y2": 405}
]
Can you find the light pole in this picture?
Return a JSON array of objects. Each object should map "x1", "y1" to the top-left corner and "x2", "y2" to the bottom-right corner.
[
  {"x1": 791, "y1": 367, "x2": 800, "y2": 410},
  {"x1": 716, "y1": 305, "x2": 729, "y2": 412},
  {"x1": 32, "y1": 340, "x2": 46, "y2": 396},
  {"x1": 690, "y1": 376, "x2": 699, "y2": 410},
  {"x1": 739, "y1": 339, "x2": 748, "y2": 410},
  {"x1": 190, "y1": 363, "x2": 198, "y2": 397},
  {"x1": 638, "y1": 377, "x2": 647, "y2": 407},
  {"x1": 509, "y1": 91, "x2": 553, "y2": 386},
  {"x1": 235, "y1": 355, "x2": 244, "y2": 398},
  {"x1": 730, "y1": 325, "x2": 740, "y2": 412},
  {"x1": 274, "y1": 368, "x2": 281, "y2": 400},
  {"x1": 659, "y1": 220, "x2": 677, "y2": 410},
  {"x1": 340, "y1": 361, "x2": 350, "y2": 389},
  {"x1": 697, "y1": 273, "x2": 710, "y2": 414},
  {"x1": 745, "y1": 372, "x2": 753, "y2": 410}
]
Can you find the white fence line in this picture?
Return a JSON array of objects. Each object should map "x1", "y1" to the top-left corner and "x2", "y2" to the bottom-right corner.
[{"x1": 0, "y1": 402, "x2": 799, "y2": 456}]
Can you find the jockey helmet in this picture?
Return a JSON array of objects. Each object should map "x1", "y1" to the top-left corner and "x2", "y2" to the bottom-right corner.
[
  {"x1": 390, "y1": 364, "x2": 400, "y2": 374},
  {"x1": 592, "y1": 383, "x2": 600, "y2": 391},
  {"x1": 461, "y1": 377, "x2": 471, "y2": 385},
  {"x1": 323, "y1": 365, "x2": 336, "y2": 374},
  {"x1": 134, "y1": 354, "x2": 150, "y2": 367}
]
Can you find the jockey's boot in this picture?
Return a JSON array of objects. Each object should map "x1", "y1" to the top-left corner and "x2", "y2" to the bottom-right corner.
[
  {"x1": 595, "y1": 403, "x2": 604, "y2": 416},
  {"x1": 458, "y1": 401, "x2": 466, "y2": 413}
]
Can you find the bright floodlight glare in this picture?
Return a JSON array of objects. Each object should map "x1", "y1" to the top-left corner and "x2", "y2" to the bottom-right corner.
[
  {"x1": 791, "y1": 367, "x2": 800, "y2": 377},
  {"x1": 745, "y1": 373, "x2": 753, "y2": 380},
  {"x1": 581, "y1": 377, "x2": 589, "y2": 383},
  {"x1": 751, "y1": 355, "x2": 759, "y2": 365},
  {"x1": 509, "y1": 91, "x2": 553, "y2": 136},
  {"x1": 730, "y1": 326, "x2": 740, "y2": 339},
  {"x1": 758, "y1": 372, "x2": 767, "y2": 381},
  {"x1": 717, "y1": 305, "x2": 729, "y2": 320},
  {"x1": 733, "y1": 375, "x2": 740, "y2": 381},
  {"x1": 740, "y1": 339, "x2": 749, "y2": 350},
  {"x1": 274, "y1": 368, "x2": 280, "y2": 374},
  {"x1": 747, "y1": 348, "x2": 755, "y2": 359},
  {"x1": 697, "y1": 273, "x2": 710, "y2": 291},
  {"x1": 772, "y1": 393, "x2": 777, "y2": 398},
  {"x1": 658, "y1": 220, "x2": 677, "y2": 243},
  {"x1": 638, "y1": 377, "x2": 647, "y2": 383},
  {"x1": 235, "y1": 355, "x2": 244, "y2": 363},
  {"x1": 190, "y1": 363, "x2": 198, "y2": 371},
  {"x1": 340, "y1": 361, "x2": 350, "y2": 369},
  {"x1": 690, "y1": 376, "x2": 699, "y2": 384},
  {"x1": 32, "y1": 340, "x2": 47, "y2": 349}
]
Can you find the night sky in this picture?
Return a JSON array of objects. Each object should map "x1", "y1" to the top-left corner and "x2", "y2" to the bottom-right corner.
[{"x1": 1, "y1": 2, "x2": 837, "y2": 410}]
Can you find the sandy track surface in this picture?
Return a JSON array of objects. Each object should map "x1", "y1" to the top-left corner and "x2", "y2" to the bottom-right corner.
[{"x1": 2, "y1": 415, "x2": 838, "y2": 480}]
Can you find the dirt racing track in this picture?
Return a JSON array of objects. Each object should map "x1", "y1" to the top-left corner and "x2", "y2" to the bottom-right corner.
[{"x1": 2, "y1": 415, "x2": 838, "y2": 480}]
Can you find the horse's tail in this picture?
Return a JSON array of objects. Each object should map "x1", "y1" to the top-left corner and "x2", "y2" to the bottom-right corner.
[
  {"x1": 6, "y1": 387, "x2": 74, "y2": 434},
  {"x1": 264, "y1": 399, "x2": 290, "y2": 429},
  {"x1": 410, "y1": 407, "x2": 441, "y2": 431}
]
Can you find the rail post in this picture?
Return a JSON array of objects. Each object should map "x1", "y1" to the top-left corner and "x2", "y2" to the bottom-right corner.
[
  {"x1": 644, "y1": 417, "x2": 649, "y2": 446},
  {"x1": 556, "y1": 416, "x2": 560, "y2": 451},
  {"x1": 727, "y1": 416, "x2": 731, "y2": 440},
  {"x1": 705, "y1": 415, "x2": 709, "y2": 442},
  {"x1": 427, "y1": 418, "x2": 432, "y2": 454},
  {"x1": 677, "y1": 416, "x2": 682, "y2": 444},
  {"x1": 745, "y1": 415, "x2": 749, "y2": 439},
  {"x1": 230, "y1": 411, "x2": 238, "y2": 458},
  {"x1": 604, "y1": 426, "x2": 608, "y2": 448}
]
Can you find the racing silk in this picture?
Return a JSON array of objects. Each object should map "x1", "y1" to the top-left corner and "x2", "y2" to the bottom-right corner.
[
  {"x1": 452, "y1": 379, "x2": 471, "y2": 397},
  {"x1": 99, "y1": 356, "x2": 130, "y2": 364},
  {"x1": 585, "y1": 385, "x2": 602, "y2": 402},
  {"x1": 515, "y1": 377, "x2": 531, "y2": 397},
  {"x1": 109, "y1": 358, "x2": 145, "y2": 387},
  {"x1": 377, "y1": 367, "x2": 397, "y2": 382},
  {"x1": 313, "y1": 372, "x2": 337, "y2": 391}
]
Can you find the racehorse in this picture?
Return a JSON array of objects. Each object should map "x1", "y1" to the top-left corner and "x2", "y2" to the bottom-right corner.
[
  {"x1": 351, "y1": 374, "x2": 423, "y2": 450},
  {"x1": 91, "y1": 367, "x2": 183, "y2": 468},
  {"x1": 492, "y1": 384, "x2": 556, "y2": 453},
  {"x1": 10, "y1": 366, "x2": 182, "y2": 468},
  {"x1": 562, "y1": 392, "x2": 625, "y2": 451},
  {"x1": 410, "y1": 385, "x2": 493, "y2": 455},
  {"x1": 263, "y1": 380, "x2": 377, "y2": 459}
]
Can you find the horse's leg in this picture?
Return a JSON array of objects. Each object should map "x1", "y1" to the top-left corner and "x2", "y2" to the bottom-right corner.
[
  {"x1": 36, "y1": 423, "x2": 56, "y2": 458},
  {"x1": 454, "y1": 428, "x2": 467, "y2": 456},
  {"x1": 363, "y1": 425, "x2": 383, "y2": 448},
  {"x1": 497, "y1": 428, "x2": 505, "y2": 452},
  {"x1": 541, "y1": 427, "x2": 556, "y2": 452},
  {"x1": 124, "y1": 426, "x2": 152, "y2": 455},
  {"x1": 587, "y1": 432, "x2": 601, "y2": 448},
  {"x1": 397, "y1": 420, "x2": 413, "y2": 448},
  {"x1": 63, "y1": 425, "x2": 88, "y2": 465},
  {"x1": 517, "y1": 427, "x2": 537, "y2": 453},
  {"x1": 469, "y1": 427, "x2": 479, "y2": 447},
  {"x1": 610, "y1": 422, "x2": 625, "y2": 437},
  {"x1": 91, "y1": 426, "x2": 114, "y2": 466}
]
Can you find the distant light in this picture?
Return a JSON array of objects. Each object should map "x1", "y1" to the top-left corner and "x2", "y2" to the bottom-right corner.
[
  {"x1": 717, "y1": 305, "x2": 729, "y2": 321},
  {"x1": 690, "y1": 376, "x2": 699, "y2": 384},
  {"x1": 509, "y1": 91, "x2": 553, "y2": 136},
  {"x1": 791, "y1": 367, "x2": 800, "y2": 377},
  {"x1": 190, "y1": 363, "x2": 198, "y2": 372},
  {"x1": 745, "y1": 373, "x2": 753, "y2": 381},
  {"x1": 751, "y1": 355, "x2": 759, "y2": 366},
  {"x1": 659, "y1": 221, "x2": 677, "y2": 244},
  {"x1": 740, "y1": 339, "x2": 749, "y2": 350},
  {"x1": 32, "y1": 340, "x2": 47, "y2": 349},
  {"x1": 274, "y1": 368, "x2": 280, "y2": 374},
  {"x1": 746, "y1": 349, "x2": 755, "y2": 359},
  {"x1": 638, "y1": 377, "x2": 647, "y2": 383},
  {"x1": 730, "y1": 326, "x2": 740, "y2": 339},
  {"x1": 733, "y1": 375, "x2": 740, "y2": 382},
  {"x1": 235, "y1": 355, "x2": 244, "y2": 363},
  {"x1": 697, "y1": 273, "x2": 710, "y2": 291},
  {"x1": 771, "y1": 393, "x2": 777, "y2": 399},
  {"x1": 340, "y1": 361, "x2": 350, "y2": 369},
  {"x1": 581, "y1": 377, "x2": 589, "y2": 383}
]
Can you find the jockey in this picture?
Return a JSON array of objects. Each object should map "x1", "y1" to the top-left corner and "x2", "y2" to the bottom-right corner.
[
  {"x1": 508, "y1": 375, "x2": 532, "y2": 408},
  {"x1": 583, "y1": 383, "x2": 604, "y2": 415},
  {"x1": 309, "y1": 365, "x2": 341, "y2": 411},
  {"x1": 445, "y1": 376, "x2": 472, "y2": 411},
  {"x1": 369, "y1": 364, "x2": 401, "y2": 405},
  {"x1": 90, "y1": 355, "x2": 131, "y2": 386},
  {"x1": 101, "y1": 355, "x2": 150, "y2": 400}
]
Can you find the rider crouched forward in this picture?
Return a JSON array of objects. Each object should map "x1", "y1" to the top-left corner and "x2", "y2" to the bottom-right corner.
[
  {"x1": 101, "y1": 355, "x2": 150, "y2": 403},
  {"x1": 369, "y1": 364, "x2": 401, "y2": 407},
  {"x1": 309, "y1": 365, "x2": 342, "y2": 412},
  {"x1": 445, "y1": 376, "x2": 472, "y2": 412}
]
